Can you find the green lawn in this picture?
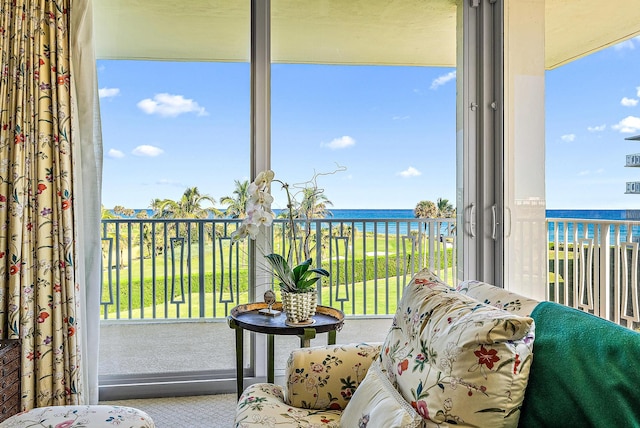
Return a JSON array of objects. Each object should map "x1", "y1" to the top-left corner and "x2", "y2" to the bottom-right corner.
[
  {"x1": 114, "y1": 267, "x2": 455, "y2": 320},
  {"x1": 100, "y1": 233, "x2": 456, "y2": 319}
]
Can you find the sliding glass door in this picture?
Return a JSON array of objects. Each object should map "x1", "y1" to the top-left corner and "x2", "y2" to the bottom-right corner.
[
  {"x1": 95, "y1": 0, "x2": 252, "y2": 399},
  {"x1": 269, "y1": 0, "x2": 459, "y2": 371},
  {"x1": 94, "y1": 0, "x2": 551, "y2": 398}
]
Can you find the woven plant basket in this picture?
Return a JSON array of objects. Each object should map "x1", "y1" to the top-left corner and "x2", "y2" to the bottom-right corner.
[{"x1": 281, "y1": 290, "x2": 317, "y2": 324}]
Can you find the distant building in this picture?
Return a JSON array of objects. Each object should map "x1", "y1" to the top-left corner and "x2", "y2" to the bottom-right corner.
[{"x1": 625, "y1": 134, "x2": 640, "y2": 194}]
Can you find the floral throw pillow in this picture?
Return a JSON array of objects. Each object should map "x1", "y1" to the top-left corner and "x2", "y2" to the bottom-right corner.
[
  {"x1": 340, "y1": 361, "x2": 423, "y2": 428},
  {"x1": 379, "y1": 268, "x2": 535, "y2": 428},
  {"x1": 285, "y1": 343, "x2": 381, "y2": 410},
  {"x1": 456, "y1": 279, "x2": 540, "y2": 317}
]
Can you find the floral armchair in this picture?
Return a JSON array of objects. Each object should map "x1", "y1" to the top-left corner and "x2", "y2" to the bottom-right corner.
[
  {"x1": 234, "y1": 268, "x2": 538, "y2": 428},
  {"x1": 234, "y1": 342, "x2": 381, "y2": 427}
]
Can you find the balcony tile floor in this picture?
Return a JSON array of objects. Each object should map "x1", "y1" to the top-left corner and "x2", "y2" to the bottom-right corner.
[{"x1": 99, "y1": 317, "x2": 394, "y2": 395}]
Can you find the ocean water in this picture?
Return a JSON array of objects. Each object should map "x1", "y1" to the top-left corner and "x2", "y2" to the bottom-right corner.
[
  {"x1": 121, "y1": 208, "x2": 634, "y2": 220},
  {"x1": 333, "y1": 208, "x2": 636, "y2": 220},
  {"x1": 327, "y1": 209, "x2": 432, "y2": 234},
  {"x1": 327, "y1": 209, "x2": 416, "y2": 219},
  {"x1": 115, "y1": 208, "x2": 640, "y2": 240},
  {"x1": 546, "y1": 209, "x2": 626, "y2": 220},
  {"x1": 333, "y1": 209, "x2": 640, "y2": 241},
  {"x1": 546, "y1": 209, "x2": 640, "y2": 243}
]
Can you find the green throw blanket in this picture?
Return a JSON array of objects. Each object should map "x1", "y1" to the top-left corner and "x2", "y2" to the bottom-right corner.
[{"x1": 519, "y1": 301, "x2": 640, "y2": 427}]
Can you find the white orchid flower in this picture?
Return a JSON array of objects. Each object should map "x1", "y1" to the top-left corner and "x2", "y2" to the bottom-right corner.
[
  {"x1": 249, "y1": 189, "x2": 274, "y2": 208},
  {"x1": 254, "y1": 170, "x2": 275, "y2": 187},
  {"x1": 250, "y1": 206, "x2": 274, "y2": 228},
  {"x1": 248, "y1": 182, "x2": 260, "y2": 195},
  {"x1": 230, "y1": 224, "x2": 249, "y2": 242},
  {"x1": 246, "y1": 223, "x2": 259, "y2": 239},
  {"x1": 245, "y1": 202, "x2": 265, "y2": 221}
]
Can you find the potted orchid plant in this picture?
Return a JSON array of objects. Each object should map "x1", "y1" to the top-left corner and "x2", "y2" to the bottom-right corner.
[{"x1": 231, "y1": 170, "x2": 329, "y2": 323}]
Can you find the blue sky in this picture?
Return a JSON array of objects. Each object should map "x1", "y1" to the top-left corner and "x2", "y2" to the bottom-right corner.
[
  {"x1": 546, "y1": 35, "x2": 640, "y2": 209},
  {"x1": 98, "y1": 35, "x2": 640, "y2": 211}
]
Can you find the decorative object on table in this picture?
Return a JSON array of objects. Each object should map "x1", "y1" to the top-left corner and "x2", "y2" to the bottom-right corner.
[
  {"x1": 259, "y1": 289, "x2": 280, "y2": 316},
  {"x1": 231, "y1": 169, "x2": 341, "y2": 325},
  {"x1": 267, "y1": 253, "x2": 322, "y2": 324},
  {"x1": 280, "y1": 286, "x2": 317, "y2": 324}
]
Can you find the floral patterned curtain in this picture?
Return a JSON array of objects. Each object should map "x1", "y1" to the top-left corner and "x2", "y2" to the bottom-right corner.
[{"x1": 0, "y1": 0, "x2": 83, "y2": 408}]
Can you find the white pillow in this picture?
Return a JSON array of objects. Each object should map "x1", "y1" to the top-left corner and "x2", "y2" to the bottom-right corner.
[{"x1": 340, "y1": 361, "x2": 422, "y2": 428}]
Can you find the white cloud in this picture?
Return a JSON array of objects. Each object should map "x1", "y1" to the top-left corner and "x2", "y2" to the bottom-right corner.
[
  {"x1": 614, "y1": 36, "x2": 640, "y2": 51},
  {"x1": 323, "y1": 136, "x2": 355, "y2": 150},
  {"x1": 137, "y1": 93, "x2": 208, "y2": 117},
  {"x1": 392, "y1": 115, "x2": 410, "y2": 121},
  {"x1": 430, "y1": 71, "x2": 456, "y2": 90},
  {"x1": 107, "y1": 149, "x2": 125, "y2": 158},
  {"x1": 561, "y1": 134, "x2": 576, "y2": 142},
  {"x1": 578, "y1": 169, "x2": 605, "y2": 176},
  {"x1": 132, "y1": 145, "x2": 164, "y2": 157},
  {"x1": 587, "y1": 124, "x2": 606, "y2": 132},
  {"x1": 398, "y1": 166, "x2": 421, "y2": 178},
  {"x1": 637, "y1": 86, "x2": 640, "y2": 98},
  {"x1": 99, "y1": 87, "x2": 120, "y2": 99},
  {"x1": 621, "y1": 97, "x2": 638, "y2": 107},
  {"x1": 612, "y1": 116, "x2": 640, "y2": 133},
  {"x1": 614, "y1": 39, "x2": 636, "y2": 51},
  {"x1": 156, "y1": 179, "x2": 185, "y2": 187}
]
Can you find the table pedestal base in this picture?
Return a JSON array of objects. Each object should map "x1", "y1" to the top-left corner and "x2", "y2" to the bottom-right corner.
[{"x1": 228, "y1": 303, "x2": 344, "y2": 399}]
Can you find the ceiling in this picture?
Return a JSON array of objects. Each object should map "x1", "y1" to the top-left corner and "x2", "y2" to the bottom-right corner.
[{"x1": 93, "y1": 0, "x2": 640, "y2": 69}]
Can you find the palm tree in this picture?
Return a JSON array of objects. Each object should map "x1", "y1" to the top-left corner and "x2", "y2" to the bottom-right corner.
[
  {"x1": 435, "y1": 198, "x2": 456, "y2": 239},
  {"x1": 101, "y1": 205, "x2": 118, "y2": 219},
  {"x1": 436, "y1": 198, "x2": 455, "y2": 218},
  {"x1": 414, "y1": 200, "x2": 438, "y2": 264},
  {"x1": 149, "y1": 188, "x2": 221, "y2": 255},
  {"x1": 295, "y1": 186, "x2": 334, "y2": 259},
  {"x1": 220, "y1": 180, "x2": 250, "y2": 219},
  {"x1": 414, "y1": 200, "x2": 437, "y2": 218},
  {"x1": 113, "y1": 205, "x2": 135, "y2": 217},
  {"x1": 297, "y1": 187, "x2": 333, "y2": 220},
  {"x1": 152, "y1": 187, "x2": 221, "y2": 219},
  {"x1": 149, "y1": 198, "x2": 164, "y2": 217}
]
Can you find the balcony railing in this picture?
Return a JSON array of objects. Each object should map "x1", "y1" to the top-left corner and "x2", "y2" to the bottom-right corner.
[
  {"x1": 100, "y1": 217, "x2": 457, "y2": 320},
  {"x1": 547, "y1": 218, "x2": 640, "y2": 330},
  {"x1": 101, "y1": 216, "x2": 640, "y2": 330}
]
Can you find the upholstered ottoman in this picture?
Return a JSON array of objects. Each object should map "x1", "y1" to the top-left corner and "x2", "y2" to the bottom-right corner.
[{"x1": 0, "y1": 405, "x2": 155, "y2": 427}]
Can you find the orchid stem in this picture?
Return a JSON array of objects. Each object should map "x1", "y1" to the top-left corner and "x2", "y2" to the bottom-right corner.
[{"x1": 273, "y1": 178, "x2": 300, "y2": 267}]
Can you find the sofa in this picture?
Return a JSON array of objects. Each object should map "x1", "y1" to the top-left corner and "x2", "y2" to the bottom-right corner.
[{"x1": 234, "y1": 268, "x2": 640, "y2": 427}]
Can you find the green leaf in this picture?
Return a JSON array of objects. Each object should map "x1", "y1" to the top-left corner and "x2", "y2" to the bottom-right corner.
[
  {"x1": 497, "y1": 357, "x2": 514, "y2": 371},
  {"x1": 309, "y1": 267, "x2": 329, "y2": 277},
  {"x1": 292, "y1": 259, "x2": 311, "y2": 281},
  {"x1": 505, "y1": 406, "x2": 522, "y2": 418},
  {"x1": 264, "y1": 253, "x2": 296, "y2": 289},
  {"x1": 476, "y1": 408, "x2": 506, "y2": 413}
]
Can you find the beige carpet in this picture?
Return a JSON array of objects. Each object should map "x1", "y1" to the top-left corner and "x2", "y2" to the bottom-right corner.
[{"x1": 101, "y1": 394, "x2": 237, "y2": 428}]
